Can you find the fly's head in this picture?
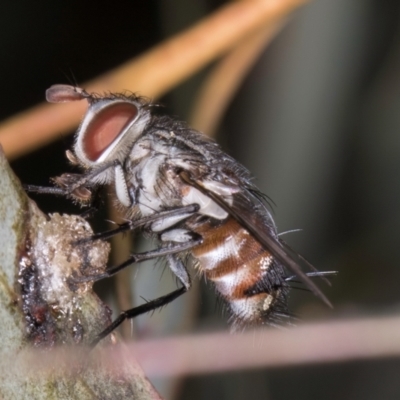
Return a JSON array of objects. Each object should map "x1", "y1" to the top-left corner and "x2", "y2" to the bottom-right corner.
[{"x1": 46, "y1": 84, "x2": 152, "y2": 183}]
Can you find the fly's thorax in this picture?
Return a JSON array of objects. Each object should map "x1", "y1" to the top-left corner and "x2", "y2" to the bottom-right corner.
[
  {"x1": 123, "y1": 134, "x2": 234, "y2": 220},
  {"x1": 189, "y1": 217, "x2": 289, "y2": 325},
  {"x1": 123, "y1": 140, "x2": 181, "y2": 216}
]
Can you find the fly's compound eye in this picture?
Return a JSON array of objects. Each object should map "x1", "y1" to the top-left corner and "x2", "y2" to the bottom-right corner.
[{"x1": 81, "y1": 102, "x2": 139, "y2": 162}]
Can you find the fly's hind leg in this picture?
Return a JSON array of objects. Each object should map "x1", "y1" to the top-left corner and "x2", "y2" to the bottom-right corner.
[{"x1": 93, "y1": 254, "x2": 191, "y2": 346}]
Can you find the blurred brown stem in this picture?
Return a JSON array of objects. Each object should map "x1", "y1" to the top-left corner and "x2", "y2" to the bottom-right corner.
[
  {"x1": 0, "y1": 0, "x2": 309, "y2": 160},
  {"x1": 13, "y1": 314, "x2": 400, "y2": 380},
  {"x1": 190, "y1": 20, "x2": 286, "y2": 135},
  {"x1": 122, "y1": 314, "x2": 400, "y2": 377}
]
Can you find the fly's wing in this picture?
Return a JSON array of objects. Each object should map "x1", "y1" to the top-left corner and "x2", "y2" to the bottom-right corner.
[{"x1": 180, "y1": 171, "x2": 332, "y2": 308}]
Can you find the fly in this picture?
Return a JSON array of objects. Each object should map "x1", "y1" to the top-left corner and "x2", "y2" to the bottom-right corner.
[{"x1": 26, "y1": 84, "x2": 336, "y2": 345}]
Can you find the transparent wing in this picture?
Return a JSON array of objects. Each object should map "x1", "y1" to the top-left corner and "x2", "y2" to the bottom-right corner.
[{"x1": 180, "y1": 171, "x2": 332, "y2": 308}]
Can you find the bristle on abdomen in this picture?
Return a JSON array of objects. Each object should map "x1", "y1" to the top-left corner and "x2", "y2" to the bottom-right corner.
[{"x1": 190, "y1": 218, "x2": 289, "y2": 326}]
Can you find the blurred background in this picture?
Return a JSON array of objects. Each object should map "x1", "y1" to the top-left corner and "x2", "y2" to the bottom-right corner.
[{"x1": 2, "y1": 0, "x2": 400, "y2": 399}]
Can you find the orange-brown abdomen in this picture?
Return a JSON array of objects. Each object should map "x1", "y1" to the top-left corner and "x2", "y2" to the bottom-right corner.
[{"x1": 190, "y1": 217, "x2": 288, "y2": 326}]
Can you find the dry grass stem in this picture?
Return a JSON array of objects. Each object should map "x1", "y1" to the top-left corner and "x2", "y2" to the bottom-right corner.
[
  {"x1": 0, "y1": 0, "x2": 309, "y2": 160},
  {"x1": 131, "y1": 315, "x2": 400, "y2": 376},
  {"x1": 190, "y1": 20, "x2": 286, "y2": 135}
]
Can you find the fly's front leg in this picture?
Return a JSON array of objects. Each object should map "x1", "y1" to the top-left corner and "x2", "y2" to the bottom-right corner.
[
  {"x1": 93, "y1": 254, "x2": 192, "y2": 345},
  {"x1": 24, "y1": 173, "x2": 95, "y2": 205},
  {"x1": 24, "y1": 160, "x2": 117, "y2": 202},
  {"x1": 23, "y1": 184, "x2": 69, "y2": 196}
]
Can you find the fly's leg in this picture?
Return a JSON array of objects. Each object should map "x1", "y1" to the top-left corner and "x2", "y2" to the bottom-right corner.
[
  {"x1": 24, "y1": 171, "x2": 97, "y2": 206},
  {"x1": 70, "y1": 204, "x2": 201, "y2": 344},
  {"x1": 75, "y1": 203, "x2": 200, "y2": 244},
  {"x1": 24, "y1": 179, "x2": 101, "y2": 218},
  {"x1": 71, "y1": 204, "x2": 201, "y2": 281},
  {"x1": 23, "y1": 184, "x2": 69, "y2": 196},
  {"x1": 92, "y1": 254, "x2": 191, "y2": 346},
  {"x1": 24, "y1": 161, "x2": 116, "y2": 203},
  {"x1": 24, "y1": 172, "x2": 89, "y2": 197},
  {"x1": 94, "y1": 287, "x2": 186, "y2": 345},
  {"x1": 72, "y1": 232, "x2": 202, "y2": 283}
]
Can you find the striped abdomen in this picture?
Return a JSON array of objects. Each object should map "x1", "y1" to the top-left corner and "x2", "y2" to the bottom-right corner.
[{"x1": 190, "y1": 217, "x2": 289, "y2": 326}]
